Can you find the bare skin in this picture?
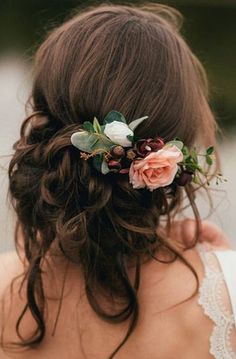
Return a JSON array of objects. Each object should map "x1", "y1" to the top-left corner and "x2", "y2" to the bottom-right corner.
[
  {"x1": 169, "y1": 218, "x2": 231, "y2": 251},
  {"x1": 0, "y1": 220, "x2": 232, "y2": 359}
]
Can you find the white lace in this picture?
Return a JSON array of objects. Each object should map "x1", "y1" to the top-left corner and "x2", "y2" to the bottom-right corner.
[{"x1": 197, "y1": 244, "x2": 236, "y2": 359}]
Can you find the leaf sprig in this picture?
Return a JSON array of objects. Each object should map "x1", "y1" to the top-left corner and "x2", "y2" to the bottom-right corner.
[
  {"x1": 70, "y1": 111, "x2": 226, "y2": 187},
  {"x1": 177, "y1": 144, "x2": 226, "y2": 186},
  {"x1": 71, "y1": 111, "x2": 148, "y2": 174}
]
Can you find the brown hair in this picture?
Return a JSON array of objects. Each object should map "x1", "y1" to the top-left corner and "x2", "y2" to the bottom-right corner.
[{"x1": 5, "y1": 2, "x2": 219, "y2": 358}]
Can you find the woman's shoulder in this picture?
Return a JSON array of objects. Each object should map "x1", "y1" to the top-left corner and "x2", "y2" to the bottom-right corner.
[
  {"x1": 0, "y1": 251, "x2": 26, "y2": 355},
  {"x1": 0, "y1": 244, "x2": 235, "y2": 359},
  {"x1": 0, "y1": 251, "x2": 24, "y2": 299},
  {"x1": 0, "y1": 251, "x2": 25, "y2": 330},
  {"x1": 0, "y1": 251, "x2": 20, "y2": 291}
]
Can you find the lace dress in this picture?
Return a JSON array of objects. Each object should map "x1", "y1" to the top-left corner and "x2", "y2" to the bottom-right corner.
[{"x1": 196, "y1": 243, "x2": 236, "y2": 358}]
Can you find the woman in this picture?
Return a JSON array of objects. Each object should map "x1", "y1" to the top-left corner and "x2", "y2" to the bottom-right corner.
[{"x1": 0, "y1": 3, "x2": 235, "y2": 358}]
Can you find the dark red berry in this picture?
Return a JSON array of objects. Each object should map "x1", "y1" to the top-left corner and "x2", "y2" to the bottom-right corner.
[
  {"x1": 153, "y1": 137, "x2": 165, "y2": 150},
  {"x1": 135, "y1": 137, "x2": 164, "y2": 157},
  {"x1": 108, "y1": 160, "x2": 122, "y2": 172},
  {"x1": 175, "y1": 171, "x2": 193, "y2": 186},
  {"x1": 110, "y1": 145, "x2": 125, "y2": 159},
  {"x1": 119, "y1": 168, "x2": 130, "y2": 174}
]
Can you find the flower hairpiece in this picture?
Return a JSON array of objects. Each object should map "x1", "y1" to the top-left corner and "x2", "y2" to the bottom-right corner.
[{"x1": 70, "y1": 111, "x2": 226, "y2": 191}]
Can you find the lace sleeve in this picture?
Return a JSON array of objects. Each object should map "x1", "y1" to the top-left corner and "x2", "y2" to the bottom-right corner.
[{"x1": 196, "y1": 244, "x2": 236, "y2": 359}]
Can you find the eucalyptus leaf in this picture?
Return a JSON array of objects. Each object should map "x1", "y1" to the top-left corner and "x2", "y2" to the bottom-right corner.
[
  {"x1": 91, "y1": 133, "x2": 113, "y2": 151},
  {"x1": 101, "y1": 160, "x2": 110, "y2": 174},
  {"x1": 129, "y1": 116, "x2": 148, "y2": 131},
  {"x1": 93, "y1": 154, "x2": 103, "y2": 172},
  {"x1": 71, "y1": 131, "x2": 98, "y2": 153},
  {"x1": 83, "y1": 121, "x2": 95, "y2": 133},
  {"x1": 103, "y1": 111, "x2": 126, "y2": 124},
  {"x1": 100, "y1": 124, "x2": 106, "y2": 133},
  {"x1": 132, "y1": 134, "x2": 141, "y2": 142},
  {"x1": 165, "y1": 140, "x2": 184, "y2": 150},
  {"x1": 127, "y1": 134, "x2": 134, "y2": 142},
  {"x1": 71, "y1": 130, "x2": 113, "y2": 153},
  {"x1": 93, "y1": 117, "x2": 102, "y2": 133}
]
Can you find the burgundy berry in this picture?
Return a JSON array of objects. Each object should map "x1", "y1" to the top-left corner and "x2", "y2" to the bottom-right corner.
[
  {"x1": 110, "y1": 145, "x2": 125, "y2": 159},
  {"x1": 119, "y1": 168, "x2": 130, "y2": 174},
  {"x1": 135, "y1": 137, "x2": 164, "y2": 157},
  {"x1": 175, "y1": 171, "x2": 193, "y2": 186},
  {"x1": 108, "y1": 160, "x2": 122, "y2": 172},
  {"x1": 135, "y1": 139, "x2": 152, "y2": 156},
  {"x1": 154, "y1": 137, "x2": 165, "y2": 150}
]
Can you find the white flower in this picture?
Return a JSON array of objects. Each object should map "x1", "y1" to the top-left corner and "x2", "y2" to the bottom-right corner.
[{"x1": 104, "y1": 121, "x2": 134, "y2": 147}]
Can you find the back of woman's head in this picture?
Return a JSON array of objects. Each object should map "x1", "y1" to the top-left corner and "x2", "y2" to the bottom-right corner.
[{"x1": 7, "y1": 2, "x2": 219, "y2": 358}]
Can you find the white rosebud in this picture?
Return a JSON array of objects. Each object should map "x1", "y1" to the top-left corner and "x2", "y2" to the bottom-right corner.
[{"x1": 104, "y1": 121, "x2": 133, "y2": 147}]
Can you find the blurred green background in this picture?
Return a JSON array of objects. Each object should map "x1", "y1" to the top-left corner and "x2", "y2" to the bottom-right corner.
[{"x1": 0, "y1": 0, "x2": 235, "y2": 129}]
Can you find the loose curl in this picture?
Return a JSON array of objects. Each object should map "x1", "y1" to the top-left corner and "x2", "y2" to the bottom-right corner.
[{"x1": 3, "y1": 2, "x2": 220, "y2": 358}]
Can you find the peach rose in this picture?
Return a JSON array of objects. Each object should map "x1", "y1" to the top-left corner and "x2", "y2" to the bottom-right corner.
[{"x1": 129, "y1": 145, "x2": 183, "y2": 191}]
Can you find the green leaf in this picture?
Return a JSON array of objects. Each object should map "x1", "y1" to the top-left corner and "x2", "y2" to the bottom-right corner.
[
  {"x1": 92, "y1": 134, "x2": 113, "y2": 151},
  {"x1": 83, "y1": 121, "x2": 95, "y2": 133},
  {"x1": 185, "y1": 164, "x2": 197, "y2": 172},
  {"x1": 100, "y1": 124, "x2": 106, "y2": 133},
  {"x1": 93, "y1": 117, "x2": 102, "y2": 133},
  {"x1": 92, "y1": 155, "x2": 110, "y2": 174},
  {"x1": 206, "y1": 146, "x2": 214, "y2": 155},
  {"x1": 71, "y1": 131, "x2": 99, "y2": 153},
  {"x1": 182, "y1": 146, "x2": 189, "y2": 157},
  {"x1": 184, "y1": 155, "x2": 193, "y2": 164},
  {"x1": 193, "y1": 174, "x2": 201, "y2": 185},
  {"x1": 129, "y1": 116, "x2": 148, "y2": 131},
  {"x1": 101, "y1": 160, "x2": 110, "y2": 174},
  {"x1": 103, "y1": 111, "x2": 126, "y2": 124},
  {"x1": 127, "y1": 134, "x2": 134, "y2": 142},
  {"x1": 132, "y1": 134, "x2": 141, "y2": 142},
  {"x1": 71, "y1": 131, "x2": 112, "y2": 153},
  {"x1": 93, "y1": 154, "x2": 103, "y2": 172},
  {"x1": 190, "y1": 148, "x2": 198, "y2": 164},
  {"x1": 165, "y1": 140, "x2": 184, "y2": 150},
  {"x1": 206, "y1": 155, "x2": 213, "y2": 165}
]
